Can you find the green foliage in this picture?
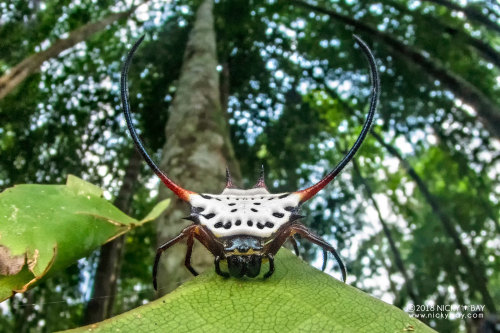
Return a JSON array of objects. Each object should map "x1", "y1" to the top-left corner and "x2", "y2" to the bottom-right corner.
[
  {"x1": 63, "y1": 250, "x2": 433, "y2": 333},
  {"x1": 0, "y1": 175, "x2": 169, "y2": 302},
  {"x1": 0, "y1": 1, "x2": 498, "y2": 332}
]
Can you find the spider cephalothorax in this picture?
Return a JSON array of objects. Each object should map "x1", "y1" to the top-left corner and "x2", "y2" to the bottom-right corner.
[{"x1": 121, "y1": 35, "x2": 379, "y2": 290}]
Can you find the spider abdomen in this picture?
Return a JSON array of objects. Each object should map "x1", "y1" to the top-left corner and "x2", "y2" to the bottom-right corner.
[{"x1": 189, "y1": 189, "x2": 301, "y2": 238}]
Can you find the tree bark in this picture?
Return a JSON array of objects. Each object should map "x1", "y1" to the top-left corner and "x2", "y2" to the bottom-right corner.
[
  {"x1": 351, "y1": 159, "x2": 422, "y2": 308},
  {"x1": 291, "y1": 0, "x2": 500, "y2": 139},
  {"x1": 421, "y1": 0, "x2": 500, "y2": 34},
  {"x1": 82, "y1": 149, "x2": 142, "y2": 324},
  {"x1": 369, "y1": 130, "x2": 496, "y2": 313},
  {"x1": 220, "y1": 61, "x2": 231, "y2": 121},
  {"x1": 0, "y1": 5, "x2": 141, "y2": 100},
  {"x1": 155, "y1": 0, "x2": 241, "y2": 295}
]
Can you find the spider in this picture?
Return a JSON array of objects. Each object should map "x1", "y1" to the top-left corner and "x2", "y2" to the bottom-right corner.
[{"x1": 120, "y1": 35, "x2": 379, "y2": 290}]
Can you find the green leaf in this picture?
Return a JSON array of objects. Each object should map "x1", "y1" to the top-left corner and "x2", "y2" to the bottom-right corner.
[
  {"x1": 0, "y1": 175, "x2": 169, "y2": 302},
  {"x1": 64, "y1": 250, "x2": 434, "y2": 332}
]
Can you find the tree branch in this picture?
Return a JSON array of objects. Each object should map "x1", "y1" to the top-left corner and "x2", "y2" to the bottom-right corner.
[
  {"x1": 351, "y1": 159, "x2": 423, "y2": 310},
  {"x1": 369, "y1": 130, "x2": 496, "y2": 313},
  {"x1": 421, "y1": 0, "x2": 500, "y2": 34},
  {"x1": 384, "y1": 0, "x2": 500, "y2": 67},
  {"x1": 291, "y1": 0, "x2": 500, "y2": 139},
  {"x1": 0, "y1": 5, "x2": 141, "y2": 100},
  {"x1": 327, "y1": 88, "x2": 496, "y2": 313}
]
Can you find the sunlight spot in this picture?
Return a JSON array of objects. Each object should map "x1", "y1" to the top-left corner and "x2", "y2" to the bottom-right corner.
[{"x1": 395, "y1": 136, "x2": 413, "y2": 154}]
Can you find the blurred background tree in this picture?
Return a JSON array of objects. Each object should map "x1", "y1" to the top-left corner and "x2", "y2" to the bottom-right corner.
[{"x1": 0, "y1": 0, "x2": 498, "y2": 332}]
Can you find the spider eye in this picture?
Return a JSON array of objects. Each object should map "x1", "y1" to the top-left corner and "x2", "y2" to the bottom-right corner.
[{"x1": 237, "y1": 245, "x2": 250, "y2": 253}]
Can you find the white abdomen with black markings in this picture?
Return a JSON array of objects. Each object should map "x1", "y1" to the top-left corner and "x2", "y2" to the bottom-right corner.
[{"x1": 189, "y1": 188, "x2": 301, "y2": 238}]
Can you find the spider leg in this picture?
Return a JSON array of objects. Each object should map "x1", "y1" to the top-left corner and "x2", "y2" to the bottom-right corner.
[
  {"x1": 321, "y1": 249, "x2": 328, "y2": 272},
  {"x1": 263, "y1": 253, "x2": 275, "y2": 279},
  {"x1": 289, "y1": 235, "x2": 300, "y2": 257},
  {"x1": 184, "y1": 233, "x2": 199, "y2": 276},
  {"x1": 292, "y1": 224, "x2": 346, "y2": 282},
  {"x1": 153, "y1": 225, "x2": 197, "y2": 291},
  {"x1": 214, "y1": 256, "x2": 229, "y2": 278},
  {"x1": 263, "y1": 223, "x2": 346, "y2": 282},
  {"x1": 191, "y1": 226, "x2": 227, "y2": 277},
  {"x1": 288, "y1": 232, "x2": 327, "y2": 271}
]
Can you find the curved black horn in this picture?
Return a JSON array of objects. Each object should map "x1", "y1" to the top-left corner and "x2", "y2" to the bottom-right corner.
[
  {"x1": 296, "y1": 35, "x2": 379, "y2": 203},
  {"x1": 121, "y1": 36, "x2": 195, "y2": 201}
]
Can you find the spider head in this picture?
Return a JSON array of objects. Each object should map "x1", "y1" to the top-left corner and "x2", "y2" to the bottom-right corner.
[
  {"x1": 226, "y1": 254, "x2": 262, "y2": 278},
  {"x1": 223, "y1": 236, "x2": 263, "y2": 278}
]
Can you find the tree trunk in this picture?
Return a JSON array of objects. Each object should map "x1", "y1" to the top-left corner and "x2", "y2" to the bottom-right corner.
[
  {"x1": 155, "y1": 0, "x2": 241, "y2": 295},
  {"x1": 82, "y1": 149, "x2": 142, "y2": 324},
  {"x1": 0, "y1": 4, "x2": 141, "y2": 100},
  {"x1": 369, "y1": 130, "x2": 496, "y2": 313},
  {"x1": 351, "y1": 159, "x2": 422, "y2": 308},
  {"x1": 291, "y1": 0, "x2": 500, "y2": 139}
]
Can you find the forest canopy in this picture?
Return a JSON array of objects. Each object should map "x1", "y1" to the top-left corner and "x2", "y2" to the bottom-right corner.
[{"x1": 0, "y1": 0, "x2": 498, "y2": 332}]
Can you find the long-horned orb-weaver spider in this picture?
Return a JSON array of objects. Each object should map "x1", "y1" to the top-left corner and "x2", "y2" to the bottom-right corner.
[{"x1": 121, "y1": 35, "x2": 379, "y2": 290}]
